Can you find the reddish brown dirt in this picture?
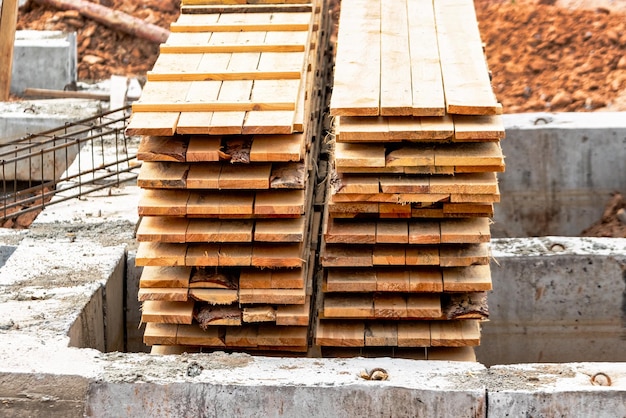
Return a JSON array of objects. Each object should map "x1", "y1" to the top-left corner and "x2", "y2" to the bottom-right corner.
[
  {"x1": 17, "y1": 0, "x2": 180, "y2": 82},
  {"x1": 475, "y1": 0, "x2": 626, "y2": 113}
]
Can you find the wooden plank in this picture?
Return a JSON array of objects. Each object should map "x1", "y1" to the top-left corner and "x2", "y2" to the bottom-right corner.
[
  {"x1": 224, "y1": 326, "x2": 258, "y2": 347},
  {"x1": 218, "y1": 163, "x2": 272, "y2": 189},
  {"x1": 143, "y1": 323, "x2": 178, "y2": 346},
  {"x1": 140, "y1": 266, "x2": 192, "y2": 289},
  {"x1": 138, "y1": 189, "x2": 189, "y2": 216},
  {"x1": 126, "y1": 112, "x2": 180, "y2": 136},
  {"x1": 376, "y1": 269, "x2": 410, "y2": 292},
  {"x1": 453, "y1": 115, "x2": 505, "y2": 140},
  {"x1": 243, "y1": 306, "x2": 277, "y2": 323},
  {"x1": 189, "y1": 288, "x2": 239, "y2": 304},
  {"x1": 334, "y1": 175, "x2": 379, "y2": 194},
  {"x1": 336, "y1": 115, "x2": 454, "y2": 143},
  {"x1": 254, "y1": 217, "x2": 305, "y2": 242},
  {"x1": 186, "y1": 136, "x2": 222, "y2": 162},
  {"x1": 429, "y1": 172, "x2": 498, "y2": 195},
  {"x1": 439, "y1": 244, "x2": 491, "y2": 267},
  {"x1": 329, "y1": 0, "x2": 380, "y2": 116},
  {"x1": 217, "y1": 244, "x2": 253, "y2": 266},
  {"x1": 171, "y1": 18, "x2": 310, "y2": 33},
  {"x1": 239, "y1": 268, "x2": 305, "y2": 289},
  {"x1": 379, "y1": 176, "x2": 429, "y2": 194},
  {"x1": 136, "y1": 216, "x2": 189, "y2": 243},
  {"x1": 187, "y1": 191, "x2": 254, "y2": 217},
  {"x1": 316, "y1": 321, "x2": 365, "y2": 347},
  {"x1": 132, "y1": 100, "x2": 294, "y2": 113},
  {"x1": 185, "y1": 243, "x2": 219, "y2": 266},
  {"x1": 141, "y1": 300, "x2": 194, "y2": 324},
  {"x1": 0, "y1": 0, "x2": 19, "y2": 101},
  {"x1": 176, "y1": 80, "x2": 223, "y2": 134},
  {"x1": 434, "y1": 0, "x2": 499, "y2": 115},
  {"x1": 321, "y1": 244, "x2": 373, "y2": 267},
  {"x1": 380, "y1": 0, "x2": 412, "y2": 116},
  {"x1": 254, "y1": 190, "x2": 305, "y2": 216},
  {"x1": 324, "y1": 295, "x2": 374, "y2": 318},
  {"x1": 138, "y1": 288, "x2": 188, "y2": 302},
  {"x1": 407, "y1": 0, "x2": 445, "y2": 116},
  {"x1": 386, "y1": 146, "x2": 435, "y2": 168},
  {"x1": 373, "y1": 295, "x2": 407, "y2": 318},
  {"x1": 186, "y1": 165, "x2": 221, "y2": 189},
  {"x1": 275, "y1": 299, "x2": 310, "y2": 326},
  {"x1": 136, "y1": 242, "x2": 187, "y2": 267},
  {"x1": 372, "y1": 246, "x2": 405, "y2": 265},
  {"x1": 334, "y1": 142, "x2": 386, "y2": 168},
  {"x1": 405, "y1": 246, "x2": 439, "y2": 266},
  {"x1": 434, "y1": 142, "x2": 504, "y2": 167},
  {"x1": 137, "y1": 136, "x2": 187, "y2": 162},
  {"x1": 430, "y1": 320, "x2": 481, "y2": 347},
  {"x1": 406, "y1": 294, "x2": 442, "y2": 318},
  {"x1": 137, "y1": 162, "x2": 189, "y2": 189},
  {"x1": 324, "y1": 218, "x2": 376, "y2": 244},
  {"x1": 181, "y1": 4, "x2": 313, "y2": 13},
  {"x1": 375, "y1": 220, "x2": 409, "y2": 244},
  {"x1": 408, "y1": 221, "x2": 440, "y2": 244},
  {"x1": 409, "y1": 268, "x2": 443, "y2": 292},
  {"x1": 176, "y1": 324, "x2": 226, "y2": 346},
  {"x1": 443, "y1": 265, "x2": 492, "y2": 292},
  {"x1": 251, "y1": 243, "x2": 303, "y2": 268},
  {"x1": 365, "y1": 322, "x2": 398, "y2": 346},
  {"x1": 160, "y1": 44, "x2": 306, "y2": 54},
  {"x1": 249, "y1": 134, "x2": 304, "y2": 162},
  {"x1": 397, "y1": 322, "x2": 430, "y2": 347},
  {"x1": 257, "y1": 325, "x2": 308, "y2": 347},
  {"x1": 239, "y1": 288, "x2": 305, "y2": 304},
  {"x1": 440, "y1": 218, "x2": 491, "y2": 244},
  {"x1": 186, "y1": 219, "x2": 253, "y2": 242},
  {"x1": 325, "y1": 269, "x2": 377, "y2": 293}
]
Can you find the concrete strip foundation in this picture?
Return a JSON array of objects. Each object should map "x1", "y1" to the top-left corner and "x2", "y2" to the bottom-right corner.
[{"x1": 0, "y1": 112, "x2": 626, "y2": 416}]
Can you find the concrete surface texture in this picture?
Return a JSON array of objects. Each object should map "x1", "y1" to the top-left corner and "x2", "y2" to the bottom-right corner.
[
  {"x1": 0, "y1": 111, "x2": 625, "y2": 416},
  {"x1": 11, "y1": 30, "x2": 77, "y2": 96}
]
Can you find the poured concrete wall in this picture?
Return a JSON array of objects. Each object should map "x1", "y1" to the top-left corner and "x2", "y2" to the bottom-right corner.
[{"x1": 494, "y1": 112, "x2": 626, "y2": 237}]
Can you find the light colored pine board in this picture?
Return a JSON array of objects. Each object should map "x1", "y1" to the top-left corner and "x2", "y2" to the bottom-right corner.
[
  {"x1": 325, "y1": 269, "x2": 377, "y2": 292},
  {"x1": 254, "y1": 190, "x2": 305, "y2": 215},
  {"x1": 334, "y1": 175, "x2": 380, "y2": 194},
  {"x1": 378, "y1": 203, "x2": 412, "y2": 218},
  {"x1": 243, "y1": 110, "x2": 295, "y2": 135},
  {"x1": 407, "y1": 0, "x2": 445, "y2": 116},
  {"x1": 380, "y1": 0, "x2": 412, "y2": 116},
  {"x1": 186, "y1": 164, "x2": 221, "y2": 189},
  {"x1": 439, "y1": 243, "x2": 491, "y2": 267},
  {"x1": 137, "y1": 136, "x2": 187, "y2": 162},
  {"x1": 427, "y1": 346, "x2": 476, "y2": 362},
  {"x1": 240, "y1": 288, "x2": 305, "y2": 304},
  {"x1": 315, "y1": 320, "x2": 365, "y2": 347},
  {"x1": 429, "y1": 172, "x2": 498, "y2": 195},
  {"x1": 224, "y1": 326, "x2": 259, "y2": 348},
  {"x1": 186, "y1": 135, "x2": 222, "y2": 162},
  {"x1": 189, "y1": 288, "x2": 239, "y2": 304},
  {"x1": 443, "y1": 265, "x2": 492, "y2": 292},
  {"x1": 324, "y1": 218, "x2": 376, "y2": 244},
  {"x1": 176, "y1": 112, "x2": 215, "y2": 135},
  {"x1": 176, "y1": 324, "x2": 226, "y2": 347},
  {"x1": 406, "y1": 294, "x2": 442, "y2": 318},
  {"x1": 140, "y1": 266, "x2": 192, "y2": 289},
  {"x1": 136, "y1": 216, "x2": 188, "y2": 243},
  {"x1": 327, "y1": 202, "x2": 379, "y2": 217},
  {"x1": 375, "y1": 220, "x2": 409, "y2": 244},
  {"x1": 408, "y1": 221, "x2": 441, "y2": 244},
  {"x1": 138, "y1": 189, "x2": 189, "y2": 216},
  {"x1": 186, "y1": 219, "x2": 253, "y2": 242},
  {"x1": 434, "y1": 142, "x2": 504, "y2": 167},
  {"x1": 440, "y1": 218, "x2": 491, "y2": 244},
  {"x1": 141, "y1": 300, "x2": 194, "y2": 324},
  {"x1": 324, "y1": 295, "x2": 374, "y2": 318},
  {"x1": 136, "y1": 242, "x2": 187, "y2": 267},
  {"x1": 334, "y1": 142, "x2": 386, "y2": 168},
  {"x1": 336, "y1": 115, "x2": 455, "y2": 143},
  {"x1": 372, "y1": 246, "x2": 405, "y2": 265},
  {"x1": 185, "y1": 243, "x2": 220, "y2": 266},
  {"x1": 137, "y1": 162, "x2": 189, "y2": 189},
  {"x1": 386, "y1": 146, "x2": 435, "y2": 167},
  {"x1": 434, "y1": 0, "x2": 499, "y2": 115},
  {"x1": 376, "y1": 269, "x2": 410, "y2": 292},
  {"x1": 133, "y1": 97, "x2": 294, "y2": 113},
  {"x1": 187, "y1": 191, "x2": 254, "y2": 217},
  {"x1": 257, "y1": 325, "x2": 308, "y2": 347},
  {"x1": 365, "y1": 322, "x2": 398, "y2": 346},
  {"x1": 453, "y1": 115, "x2": 505, "y2": 140},
  {"x1": 442, "y1": 203, "x2": 494, "y2": 217},
  {"x1": 430, "y1": 320, "x2": 481, "y2": 347},
  {"x1": 254, "y1": 217, "x2": 305, "y2": 242},
  {"x1": 378, "y1": 176, "x2": 429, "y2": 194},
  {"x1": 172, "y1": 11, "x2": 311, "y2": 32},
  {"x1": 162, "y1": 31, "x2": 211, "y2": 46},
  {"x1": 373, "y1": 295, "x2": 407, "y2": 318},
  {"x1": 251, "y1": 243, "x2": 303, "y2": 268},
  {"x1": 243, "y1": 306, "x2": 277, "y2": 323},
  {"x1": 397, "y1": 322, "x2": 430, "y2": 347},
  {"x1": 144, "y1": 323, "x2": 178, "y2": 346},
  {"x1": 405, "y1": 246, "x2": 440, "y2": 266},
  {"x1": 218, "y1": 163, "x2": 272, "y2": 189},
  {"x1": 239, "y1": 268, "x2": 305, "y2": 289},
  {"x1": 124, "y1": 113, "x2": 179, "y2": 138},
  {"x1": 249, "y1": 133, "x2": 304, "y2": 162},
  {"x1": 217, "y1": 244, "x2": 253, "y2": 266},
  {"x1": 176, "y1": 80, "x2": 223, "y2": 134},
  {"x1": 181, "y1": 3, "x2": 313, "y2": 13},
  {"x1": 275, "y1": 299, "x2": 310, "y2": 326},
  {"x1": 160, "y1": 43, "x2": 306, "y2": 54},
  {"x1": 138, "y1": 288, "x2": 188, "y2": 302},
  {"x1": 320, "y1": 244, "x2": 373, "y2": 267},
  {"x1": 409, "y1": 268, "x2": 444, "y2": 292},
  {"x1": 330, "y1": 0, "x2": 380, "y2": 116}
]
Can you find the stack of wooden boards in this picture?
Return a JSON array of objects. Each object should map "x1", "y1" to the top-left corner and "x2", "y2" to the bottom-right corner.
[
  {"x1": 130, "y1": 0, "x2": 330, "y2": 354},
  {"x1": 314, "y1": 0, "x2": 505, "y2": 360}
]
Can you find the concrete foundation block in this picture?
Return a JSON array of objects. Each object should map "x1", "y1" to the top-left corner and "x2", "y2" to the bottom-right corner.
[
  {"x1": 125, "y1": 250, "x2": 148, "y2": 353},
  {"x1": 0, "y1": 373, "x2": 89, "y2": 418},
  {"x1": 11, "y1": 30, "x2": 77, "y2": 96}
]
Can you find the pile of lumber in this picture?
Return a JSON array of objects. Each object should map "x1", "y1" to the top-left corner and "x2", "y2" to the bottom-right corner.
[
  {"x1": 314, "y1": 0, "x2": 505, "y2": 360},
  {"x1": 130, "y1": 0, "x2": 330, "y2": 354}
]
